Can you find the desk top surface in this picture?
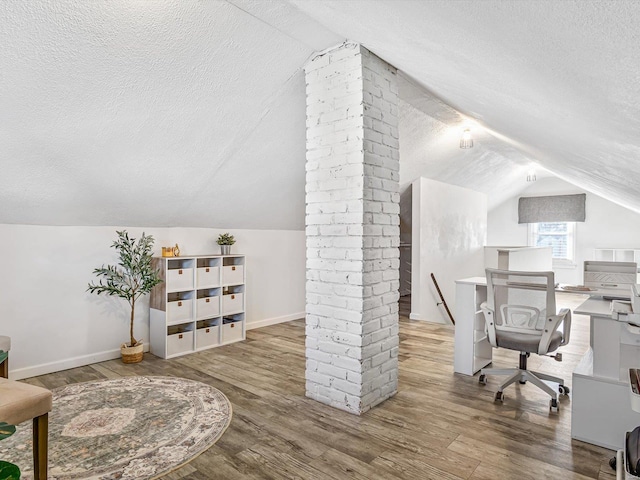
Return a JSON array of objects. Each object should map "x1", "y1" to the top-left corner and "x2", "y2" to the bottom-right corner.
[
  {"x1": 455, "y1": 277, "x2": 487, "y2": 286},
  {"x1": 455, "y1": 283, "x2": 621, "y2": 319},
  {"x1": 456, "y1": 277, "x2": 631, "y2": 299},
  {"x1": 574, "y1": 297, "x2": 614, "y2": 318}
]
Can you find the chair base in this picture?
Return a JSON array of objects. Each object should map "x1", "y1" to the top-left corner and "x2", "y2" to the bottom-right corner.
[{"x1": 480, "y1": 367, "x2": 564, "y2": 401}]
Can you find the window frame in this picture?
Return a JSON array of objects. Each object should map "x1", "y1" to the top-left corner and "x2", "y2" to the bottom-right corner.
[{"x1": 528, "y1": 221, "x2": 577, "y2": 268}]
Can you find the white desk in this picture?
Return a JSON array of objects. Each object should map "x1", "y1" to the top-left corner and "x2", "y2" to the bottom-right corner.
[
  {"x1": 454, "y1": 277, "x2": 491, "y2": 375},
  {"x1": 454, "y1": 277, "x2": 640, "y2": 449},
  {"x1": 452, "y1": 277, "x2": 623, "y2": 376},
  {"x1": 571, "y1": 297, "x2": 640, "y2": 450}
]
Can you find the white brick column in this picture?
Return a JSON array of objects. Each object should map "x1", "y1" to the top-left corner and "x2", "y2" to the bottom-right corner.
[{"x1": 304, "y1": 43, "x2": 400, "y2": 415}]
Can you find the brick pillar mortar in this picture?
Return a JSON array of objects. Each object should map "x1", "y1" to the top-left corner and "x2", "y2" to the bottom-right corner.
[{"x1": 304, "y1": 43, "x2": 400, "y2": 415}]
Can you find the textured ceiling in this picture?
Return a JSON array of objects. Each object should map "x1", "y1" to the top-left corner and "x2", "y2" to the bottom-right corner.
[
  {"x1": 0, "y1": 0, "x2": 340, "y2": 228},
  {"x1": 397, "y1": 73, "x2": 551, "y2": 210},
  {"x1": 2, "y1": 0, "x2": 638, "y2": 228},
  {"x1": 290, "y1": 0, "x2": 640, "y2": 213}
]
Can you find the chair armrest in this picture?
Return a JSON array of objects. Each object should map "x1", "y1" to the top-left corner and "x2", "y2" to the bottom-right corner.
[
  {"x1": 559, "y1": 308, "x2": 571, "y2": 346},
  {"x1": 480, "y1": 302, "x2": 498, "y2": 348},
  {"x1": 538, "y1": 308, "x2": 571, "y2": 354}
]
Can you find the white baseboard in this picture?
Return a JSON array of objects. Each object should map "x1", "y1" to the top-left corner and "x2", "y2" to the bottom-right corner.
[
  {"x1": 246, "y1": 312, "x2": 305, "y2": 330},
  {"x1": 409, "y1": 313, "x2": 448, "y2": 325},
  {"x1": 10, "y1": 343, "x2": 150, "y2": 381},
  {"x1": 11, "y1": 313, "x2": 306, "y2": 380}
]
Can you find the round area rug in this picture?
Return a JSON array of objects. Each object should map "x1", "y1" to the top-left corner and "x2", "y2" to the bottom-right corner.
[{"x1": 0, "y1": 376, "x2": 232, "y2": 480}]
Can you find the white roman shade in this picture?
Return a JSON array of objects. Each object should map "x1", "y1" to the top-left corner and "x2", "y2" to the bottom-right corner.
[{"x1": 518, "y1": 194, "x2": 586, "y2": 224}]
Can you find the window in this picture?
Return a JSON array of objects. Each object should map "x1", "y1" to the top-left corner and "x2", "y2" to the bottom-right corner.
[{"x1": 529, "y1": 222, "x2": 576, "y2": 266}]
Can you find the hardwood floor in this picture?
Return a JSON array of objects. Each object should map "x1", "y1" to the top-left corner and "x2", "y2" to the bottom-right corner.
[{"x1": 22, "y1": 294, "x2": 616, "y2": 479}]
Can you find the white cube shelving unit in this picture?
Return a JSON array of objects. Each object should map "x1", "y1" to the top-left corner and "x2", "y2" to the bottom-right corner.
[
  {"x1": 150, "y1": 254, "x2": 246, "y2": 359},
  {"x1": 594, "y1": 248, "x2": 640, "y2": 264}
]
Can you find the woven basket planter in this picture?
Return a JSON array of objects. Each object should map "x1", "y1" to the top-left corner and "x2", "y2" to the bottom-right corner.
[{"x1": 120, "y1": 342, "x2": 144, "y2": 364}]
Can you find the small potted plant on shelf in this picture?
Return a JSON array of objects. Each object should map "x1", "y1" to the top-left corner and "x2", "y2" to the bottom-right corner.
[
  {"x1": 0, "y1": 422, "x2": 20, "y2": 479},
  {"x1": 216, "y1": 233, "x2": 235, "y2": 255},
  {"x1": 87, "y1": 230, "x2": 162, "y2": 364}
]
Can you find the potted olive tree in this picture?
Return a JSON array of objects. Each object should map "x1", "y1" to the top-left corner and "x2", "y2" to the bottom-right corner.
[
  {"x1": 88, "y1": 230, "x2": 162, "y2": 363},
  {"x1": 216, "y1": 233, "x2": 235, "y2": 255}
]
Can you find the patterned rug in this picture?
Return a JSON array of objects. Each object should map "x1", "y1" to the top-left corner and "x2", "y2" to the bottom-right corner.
[{"x1": 0, "y1": 376, "x2": 232, "y2": 480}]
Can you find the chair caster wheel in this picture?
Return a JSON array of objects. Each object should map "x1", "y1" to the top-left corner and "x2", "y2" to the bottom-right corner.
[
  {"x1": 519, "y1": 380, "x2": 527, "y2": 384},
  {"x1": 479, "y1": 374, "x2": 487, "y2": 385},
  {"x1": 549, "y1": 398, "x2": 559, "y2": 413},
  {"x1": 559, "y1": 385, "x2": 570, "y2": 395},
  {"x1": 609, "y1": 456, "x2": 617, "y2": 471},
  {"x1": 494, "y1": 391, "x2": 504, "y2": 403}
]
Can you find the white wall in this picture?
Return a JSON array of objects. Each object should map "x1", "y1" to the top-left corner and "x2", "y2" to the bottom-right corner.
[
  {"x1": 399, "y1": 185, "x2": 412, "y2": 296},
  {"x1": 411, "y1": 177, "x2": 487, "y2": 323},
  {"x1": 0, "y1": 225, "x2": 305, "y2": 379},
  {"x1": 488, "y1": 177, "x2": 640, "y2": 284}
]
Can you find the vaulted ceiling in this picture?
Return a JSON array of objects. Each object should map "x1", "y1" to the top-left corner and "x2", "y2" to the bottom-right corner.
[{"x1": 2, "y1": 0, "x2": 638, "y2": 229}]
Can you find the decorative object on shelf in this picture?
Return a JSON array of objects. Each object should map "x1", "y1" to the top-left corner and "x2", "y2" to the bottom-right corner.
[
  {"x1": 459, "y1": 128, "x2": 473, "y2": 149},
  {"x1": 0, "y1": 376, "x2": 232, "y2": 480},
  {"x1": 161, "y1": 244, "x2": 181, "y2": 257},
  {"x1": 216, "y1": 233, "x2": 235, "y2": 256},
  {"x1": 87, "y1": 231, "x2": 162, "y2": 364},
  {"x1": 0, "y1": 422, "x2": 20, "y2": 480}
]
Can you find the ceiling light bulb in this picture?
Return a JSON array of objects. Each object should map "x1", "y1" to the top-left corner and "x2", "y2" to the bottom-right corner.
[
  {"x1": 460, "y1": 129, "x2": 473, "y2": 149},
  {"x1": 460, "y1": 128, "x2": 473, "y2": 148}
]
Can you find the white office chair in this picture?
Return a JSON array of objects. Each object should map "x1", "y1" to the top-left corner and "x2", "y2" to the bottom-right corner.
[{"x1": 478, "y1": 268, "x2": 572, "y2": 412}]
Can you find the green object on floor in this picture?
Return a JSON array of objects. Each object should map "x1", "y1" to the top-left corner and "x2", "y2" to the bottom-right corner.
[
  {"x1": 0, "y1": 422, "x2": 20, "y2": 480},
  {"x1": 0, "y1": 461, "x2": 20, "y2": 480}
]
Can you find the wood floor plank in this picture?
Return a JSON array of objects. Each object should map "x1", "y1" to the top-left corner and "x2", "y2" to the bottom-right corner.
[
  {"x1": 159, "y1": 463, "x2": 197, "y2": 479},
  {"x1": 448, "y1": 433, "x2": 596, "y2": 480},
  {"x1": 235, "y1": 438, "x2": 330, "y2": 480},
  {"x1": 10, "y1": 294, "x2": 618, "y2": 479},
  {"x1": 369, "y1": 448, "x2": 467, "y2": 480},
  {"x1": 188, "y1": 445, "x2": 266, "y2": 479},
  {"x1": 308, "y1": 447, "x2": 404, "y2": 480}
]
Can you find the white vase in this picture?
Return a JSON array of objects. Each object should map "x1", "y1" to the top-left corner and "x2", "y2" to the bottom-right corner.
[{"x1": 220, "y1": 245, "x2": 231, "y2": 255}]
